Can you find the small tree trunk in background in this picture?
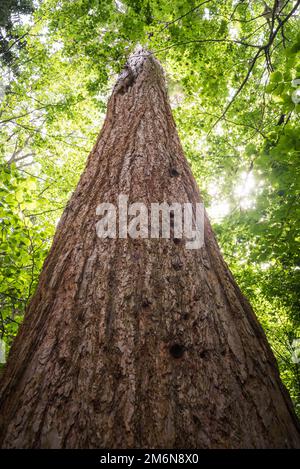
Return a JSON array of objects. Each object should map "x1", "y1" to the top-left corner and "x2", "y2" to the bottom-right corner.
[{"x1": 0, "y1": 50, "x2": 299, "y2": 449}]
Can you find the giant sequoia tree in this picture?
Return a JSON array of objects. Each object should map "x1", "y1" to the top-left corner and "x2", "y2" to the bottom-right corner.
[{"x1": 0, "y1": 50, "x2": 299, "y2": 448}]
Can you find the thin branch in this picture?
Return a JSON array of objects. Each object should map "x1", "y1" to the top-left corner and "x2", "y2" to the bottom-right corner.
[
  {"x1": 17, "y1": 169, "x2": 48, "y2": 181},
  {"x1": 157, "y1": 0, "x2": 212, "y2": 34},
  {"x1": 208, "y1": 0, "x2": 300, "y2": 132},
  {"x1": 154, "y1": 37, "x2": 260, "y2": 55},
  {"x1": 208, "y1": 48, "x2": 263, "y2": 134},
  {"x1": 0, "y1": 31, "x2": 29, "y2": 57},
  {"x1": 13, "y1": 152, "x2": 35, "y2": 163},
  {"x1": 229, "y1": 0, "x2": 246, "y2": 21},
  {"x1": 268, "y1": 0, "x2": 300, "y2": 47},
  {"x1": 26, "y1": 206, "x2": 65, "y2": 217},
  {"x1": 0, "y1": 107, "x2": 46, "y2": 125}
]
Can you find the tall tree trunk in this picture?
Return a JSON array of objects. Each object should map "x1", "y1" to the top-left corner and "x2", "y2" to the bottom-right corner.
[{"x1": 0, "y1": 49, "x2": 299, "y2": 449}]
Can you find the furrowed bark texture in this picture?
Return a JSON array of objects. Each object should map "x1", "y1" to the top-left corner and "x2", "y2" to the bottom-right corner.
[{"x1": 0, "y1": 50, "x2": 299, "y2": 449}]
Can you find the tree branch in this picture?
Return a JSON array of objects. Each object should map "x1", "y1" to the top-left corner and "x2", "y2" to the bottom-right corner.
[
  {"x1": 208, "y1": 0, "x2": 300, "y2": 133},
  {"x1": 157, "y1": 0, "x2": 213, "y2": 34}
]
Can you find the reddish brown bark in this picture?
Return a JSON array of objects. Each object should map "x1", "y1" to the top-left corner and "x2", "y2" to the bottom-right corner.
[{"x1": 0, "y1": 50, "x2": 299, "y2": 448}]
